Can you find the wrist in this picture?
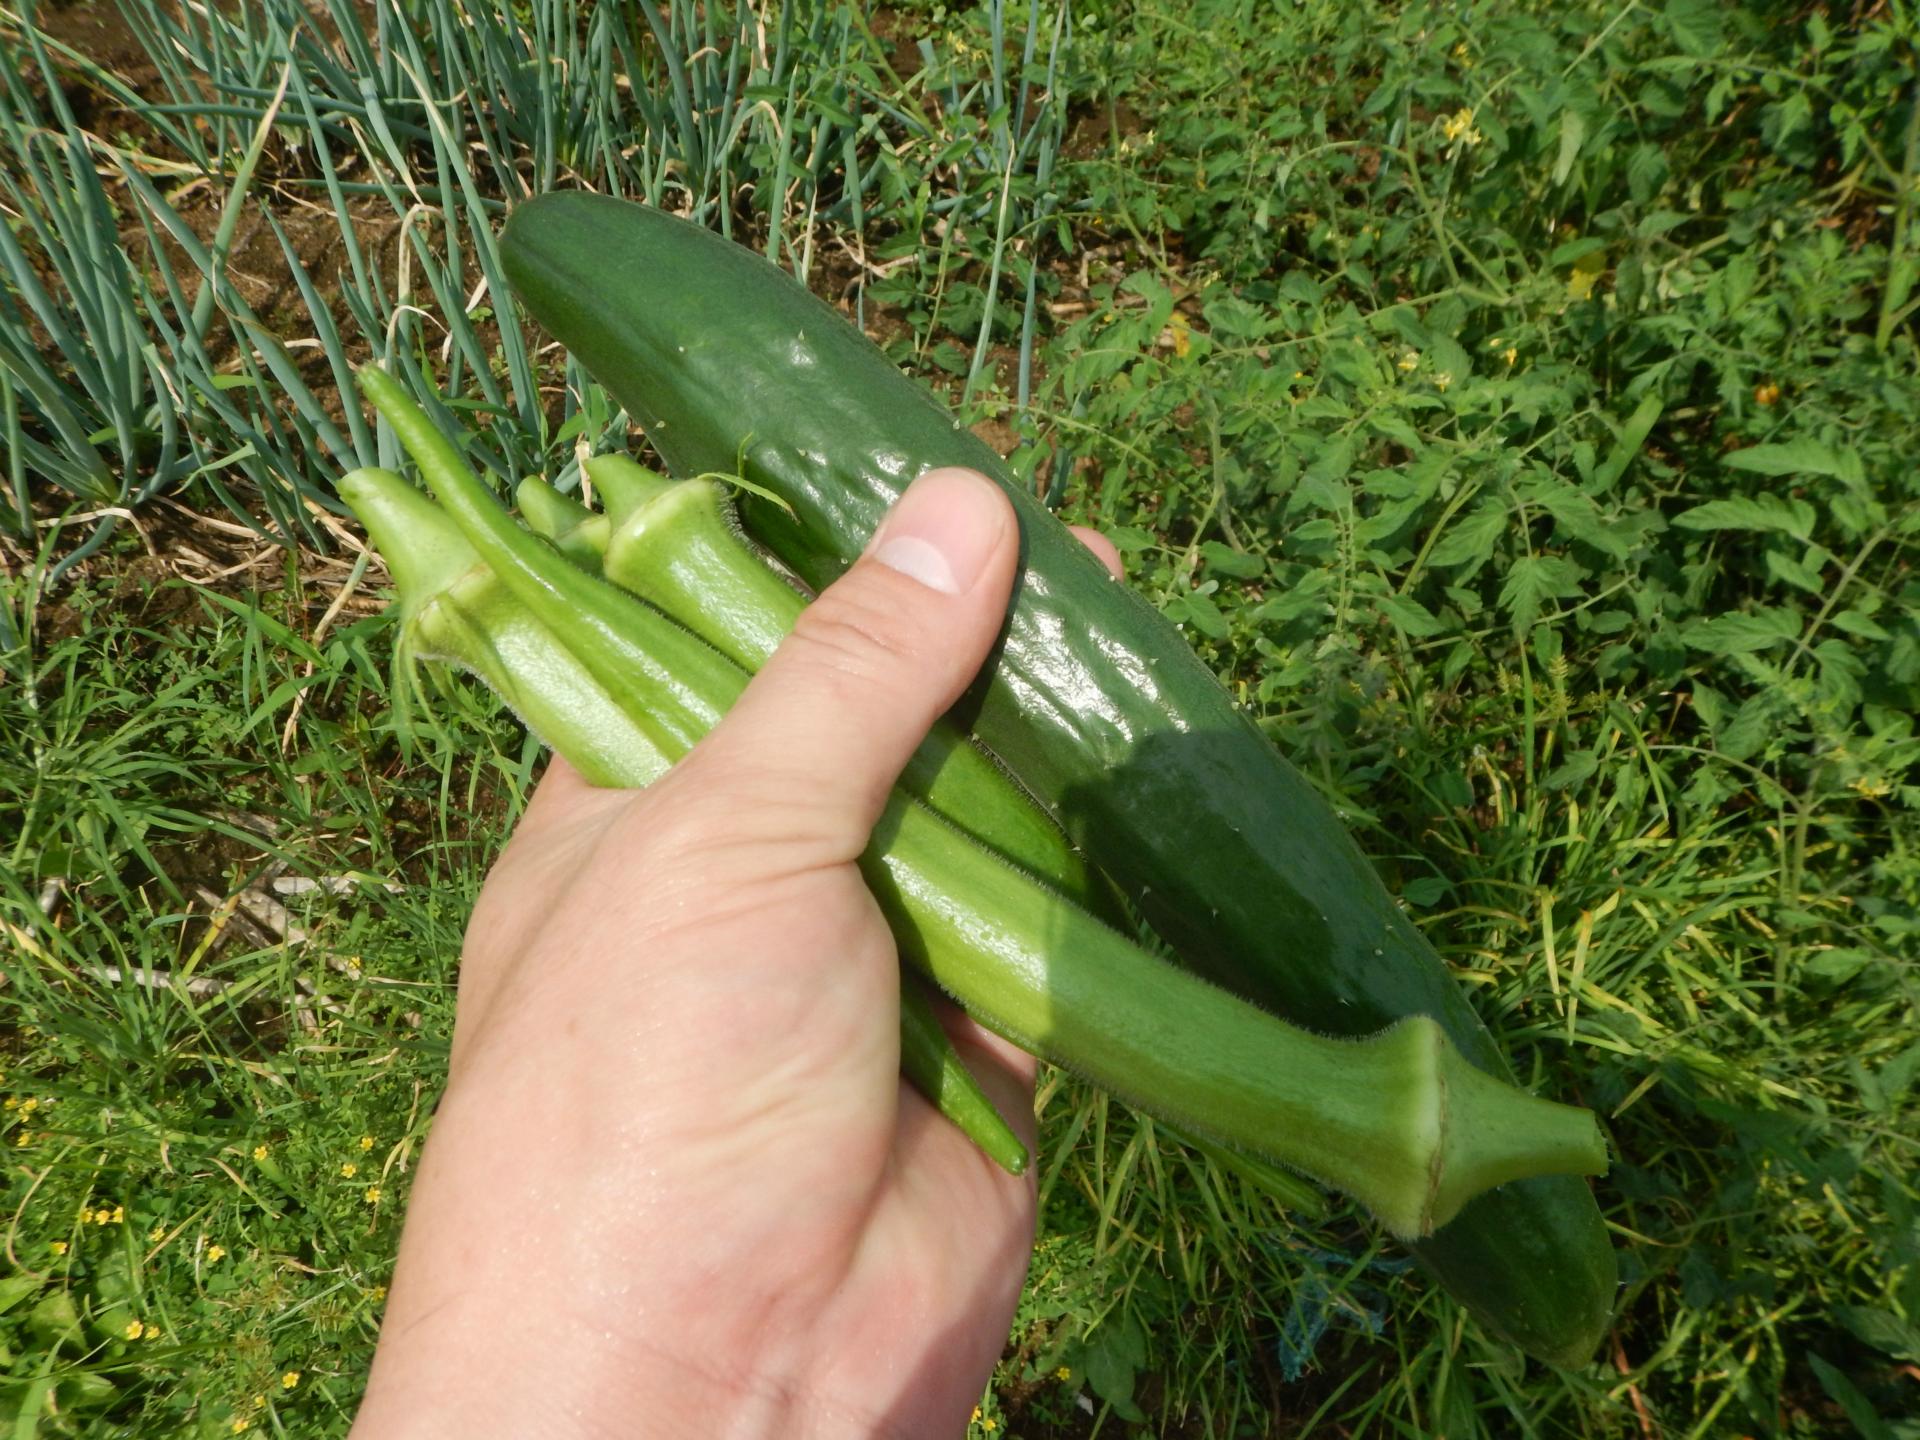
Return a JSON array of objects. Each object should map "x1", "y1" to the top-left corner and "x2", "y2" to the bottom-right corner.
[{"x1": 350, "y1": 1288, "x2": 918, "y2": 1440}]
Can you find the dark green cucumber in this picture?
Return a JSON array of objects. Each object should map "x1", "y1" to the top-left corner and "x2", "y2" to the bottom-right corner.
[{"x1": 499, "y1": 193, "x2": 1617, "y2": 1366}]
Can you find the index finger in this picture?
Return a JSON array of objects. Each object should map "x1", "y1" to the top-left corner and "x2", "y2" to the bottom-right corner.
[{"x1": 1068, "y1": 525, "x2": 1125, "y2": 580}]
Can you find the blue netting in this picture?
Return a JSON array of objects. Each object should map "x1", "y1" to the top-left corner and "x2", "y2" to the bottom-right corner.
[{"x1": 1269, "y1": 1242, "x2": 1416, "y2": 1382}]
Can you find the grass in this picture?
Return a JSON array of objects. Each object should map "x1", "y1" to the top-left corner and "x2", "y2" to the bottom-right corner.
[
  {"x1": 3, "y1": 0, "x2": 1918, "y2": 1434},
  {"x1": 0, "y1": 557, "x2": 509, "y2": 1428}
]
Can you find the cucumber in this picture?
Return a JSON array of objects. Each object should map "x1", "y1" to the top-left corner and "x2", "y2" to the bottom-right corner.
[{"x1": 498, "y1": 193, "x2": 1617, "y2": 1366}]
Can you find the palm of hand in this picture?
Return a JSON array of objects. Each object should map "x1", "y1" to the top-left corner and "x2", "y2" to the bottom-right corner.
[{"x1": 362, "y1": 746, "x2": 1036, "y2": 1439}]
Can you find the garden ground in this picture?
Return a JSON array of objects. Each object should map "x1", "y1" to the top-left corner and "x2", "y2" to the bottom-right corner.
[{"x1": 2, "y1": 1, "x2": 1917, "y2": 1434}]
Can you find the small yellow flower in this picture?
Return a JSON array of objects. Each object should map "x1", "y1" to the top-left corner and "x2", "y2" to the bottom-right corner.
[
  {"x1": 983, "y1": 1420, "x2": 998, "y2": 1434},
  {"x1": 253, "y1": 1145, "x2": 270, "y2": 1162},
  {"x1": 364, "y1": 1186, "x2": 382, "y2": 1205},
  {"x1": 1453, "y1": 41, "x2": 1472, "y2": 64},
  {"x1": 971, "y1": 1407, "x2": 982, "y2": 1424},
  {"x1": 207, "y1": 1244, "x2": 227, "y2": 1264},
  {"x1": 146, "y1": 1327, "x2": 163, "y2": 1342},
  {"x1": 1754, "y1": 382, "x2": 1780, "y2": 406},
  {"x1": 1441, "y1": 108, "x2": 1482, "y2": 146},
  {"x1": 94, "y1": 1209, "x2": 112, "y2": 1226},
  {"x1": 15, "y1": 1131, "x2": 31, "y2": 1147},
  {"x1": 341, "y1": 1162, "x2": 358, "y2": 1179},
  {"x1": 344, "y1": 956, "x2": 363, "y2": 975},
  {"x1": 124, "y1": 1318, "x2": 145, "y2": 1341},
  {"x1": 359, "y1": 1135, "x2": 375, "y2": 1151},
  {"x1": 2, "y1": 1097, "x2": 16, "y2": 1110},
  {"x1": 78, "y1": 1207, "x2": 94, "y2": 1225},
  {"x1": 282, "y1": 1371, "x2": 301, "y2": 1390},
  {"x1": 49, "y1": 1240, "x2": 67, "y2": 1255},
  {"x1": 111, "y1": 1206, "x2": 124, "y2": 1224},
  {"x1": 1055, "y1": 1365, "x2": 1073, "y2": 1381},
  {"x1": 19, "y1": 1098, "x2": 37, "y2": 1115},
  {"x1": 1487, "y1": 336, "x2": 1505, "y2": 350},
  {"x1": 368, "y1": 1285, "x2": 387, "y2": 1302},
  {"x1": 1503, "y1": 347, "x2": 1519, "y2": 366},
  {"x1": 1433, "y1": 372, "x2": 1453, "y2": 392},
  {"x1": 149, "y1": 1225, "x2": 166, "y2": 1242},
  {"x1": 1398, "y1": 350, "x2": 1420, "y2": 373},
  {"x1": 231, "y1": 1419, "x2": 251, "y2": 1434},
  {"x1": 252, "y1": 1394, "x2": 267, "y2": 1409}
]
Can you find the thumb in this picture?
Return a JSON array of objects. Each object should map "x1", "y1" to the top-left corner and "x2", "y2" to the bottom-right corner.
[{"x1": 687, "y1": 466, "x2": 1018, "y2": 861}]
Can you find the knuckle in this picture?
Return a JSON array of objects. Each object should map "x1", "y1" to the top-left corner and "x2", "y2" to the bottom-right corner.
[
  {"x1": 785, "y1": 572, "x2": 927, "y2": 682},
  {"x1": 613, "y1": 752, "x2": 858, "y2": 867}
]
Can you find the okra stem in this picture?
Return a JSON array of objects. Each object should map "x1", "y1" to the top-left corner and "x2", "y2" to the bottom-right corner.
[
  {"x1": 580, "y1": 451, "x2": 674, "y2": 524},
  {"x1": 514, "y1": 476, "x2": 608, "y2": 567},
  {"x1": 513, "y1": 473, "x2": 593, "y2": 534},
  {"x1": 357, "y1": 366, "x2": 1607, "y2": 1238}
]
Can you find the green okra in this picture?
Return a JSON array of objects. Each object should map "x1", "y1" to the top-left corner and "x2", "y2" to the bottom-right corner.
[
  {"x1": 340, "y1": 464, "x2": 1029, "y2": 1176},
  {"x1": 513, "y1": 474, "x2": 608, "y2": 567},
  {"x1": 356, "y1": 363, "x2": 1608, "y2": 1239},
  {"x1": 345, "y1": 468, "x2": 664, "y2": 785},
  {"x1": 896, "y1": 971, "x2": 1030, "y2": 1177}
]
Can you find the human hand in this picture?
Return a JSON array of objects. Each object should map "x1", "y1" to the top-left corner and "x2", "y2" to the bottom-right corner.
[{"x1": 352, "y1": 467, "x2": 1117, "y2": 1439}]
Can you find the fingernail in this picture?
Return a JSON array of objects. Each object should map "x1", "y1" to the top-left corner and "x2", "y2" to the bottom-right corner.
[{"x1": 869, "y1": 468, "x2": 1005, "y2": 596}]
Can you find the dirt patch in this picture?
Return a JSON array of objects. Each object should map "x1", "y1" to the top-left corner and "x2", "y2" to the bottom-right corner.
[
  {"x1": 192, "y1": 183, "x2": 402, "y2": 414},
  {"x1": 1064, "y1": 97, "x2": 1149, "y2": 162},
  {"x1": 866, "y1": 5, "x2": 931, "y2": 87},
  {"x1": 28, "y1": 0, "x2": 163, "y2": 117}
]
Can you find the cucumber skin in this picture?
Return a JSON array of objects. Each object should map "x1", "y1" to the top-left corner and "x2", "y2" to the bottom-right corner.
[{"x1": 499, "y1": 193, "x2": 1616, "y2": 1367}]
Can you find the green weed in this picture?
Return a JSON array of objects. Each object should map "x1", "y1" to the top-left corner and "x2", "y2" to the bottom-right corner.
[{"x1": 2, "y1": 0, "x2": 1917, "y2": 1435}]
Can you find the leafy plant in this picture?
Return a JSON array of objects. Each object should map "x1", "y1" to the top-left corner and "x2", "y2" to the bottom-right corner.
[{"x1": 3, "y1": 0, "x2": 1918, "y2": 1433}]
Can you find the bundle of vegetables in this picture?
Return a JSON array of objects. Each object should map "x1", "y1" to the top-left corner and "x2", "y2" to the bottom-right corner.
[
  {"x1": 341, "y1": 193, "x2": 1619, "y2": 1368},
  {"x1": 342, "y1": 362, "x2": 1603, "y2": 1280}
]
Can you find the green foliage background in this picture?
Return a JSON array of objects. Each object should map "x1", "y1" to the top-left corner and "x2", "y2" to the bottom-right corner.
[{"x1": 1, "y1": 0, "x2": 1916, "y2": 1434}]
